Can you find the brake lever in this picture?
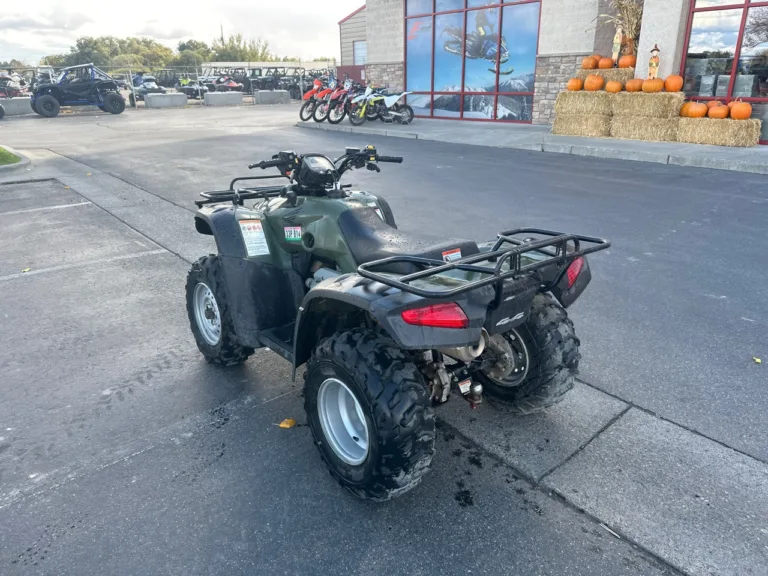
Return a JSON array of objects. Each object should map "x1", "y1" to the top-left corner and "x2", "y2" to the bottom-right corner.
[{"x1": 366, "y1": 163, "x2": 380, "y2": 173}]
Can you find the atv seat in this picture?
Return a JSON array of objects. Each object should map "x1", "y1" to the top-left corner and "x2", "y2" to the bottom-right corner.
[{"x1": 338, "y1": 208, "x2": 478, "y2": 272}]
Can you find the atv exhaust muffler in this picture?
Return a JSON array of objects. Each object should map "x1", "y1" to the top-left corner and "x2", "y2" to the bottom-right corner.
[{"x1": 437, "y1": 329, "x2": 489, "y2": 363}]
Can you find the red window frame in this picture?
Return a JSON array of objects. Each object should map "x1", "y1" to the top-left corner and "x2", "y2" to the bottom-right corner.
[
  {"x1": 680, "y1": 0, "x2": 768, "y2": 144},
  {"x1": 404, "y1": 0, "x2": 542, "y2": 123}
]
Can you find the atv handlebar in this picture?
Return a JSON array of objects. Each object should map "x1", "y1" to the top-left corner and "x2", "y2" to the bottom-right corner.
[
  {"x1": 376, "y1": 155, "x2": 403, "y2": 164},
  {"x1": 249, "y1": 159, "x2": 283, "y2": 170}
]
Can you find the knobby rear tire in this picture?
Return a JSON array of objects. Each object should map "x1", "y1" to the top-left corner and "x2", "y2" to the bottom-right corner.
[
  {"x1": 477, "y1": 294, "x2": 580, "y2": 414},
  {"x1": 305, "y1": 328, "x2": 435, "y2": 501}
]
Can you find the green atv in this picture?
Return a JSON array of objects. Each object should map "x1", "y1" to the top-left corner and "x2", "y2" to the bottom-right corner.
[{"x1": 186, "y1": 146, "x2": 610, "y2": 501}]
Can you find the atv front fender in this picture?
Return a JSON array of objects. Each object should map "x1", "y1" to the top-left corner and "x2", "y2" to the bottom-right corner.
[
  {"x1": 293, "y1": 273, "x2": 489, "y2": 368},
  {"x1": 194, "y1": 204, "x2": 250, "y2": 259}
]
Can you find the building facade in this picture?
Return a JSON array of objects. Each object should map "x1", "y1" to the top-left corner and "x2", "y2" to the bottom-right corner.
[{"x1": 349, "y1": 0, "x2": 767, "y2": 140}]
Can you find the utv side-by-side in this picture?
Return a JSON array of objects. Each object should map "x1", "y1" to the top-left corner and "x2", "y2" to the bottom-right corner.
[
  {"x1": 31, "y1": 63, "x2": 126, "y2": 118},
  {"x1": 186, "y1": 146, "x2": 610, "y2": 501}
]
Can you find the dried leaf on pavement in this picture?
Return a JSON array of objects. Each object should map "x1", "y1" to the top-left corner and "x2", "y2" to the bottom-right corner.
[{"x1": 278, "y1": 418, "x2": 297, "y2": 429}]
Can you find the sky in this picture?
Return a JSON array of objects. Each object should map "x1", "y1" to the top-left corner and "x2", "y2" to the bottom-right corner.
[{"x1": 0, "y1": 1, "x2": 364, "y2": 63}]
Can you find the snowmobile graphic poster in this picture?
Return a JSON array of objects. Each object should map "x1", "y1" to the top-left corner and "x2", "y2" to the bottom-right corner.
[{"x1": 406, "y1": 1, "x2": 540, "y2": 120}]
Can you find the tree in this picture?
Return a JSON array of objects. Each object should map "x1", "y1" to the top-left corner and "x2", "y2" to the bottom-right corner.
[
  {"x1": 178, "y1": 40, "x2": 210, "y2": 54},
  {"x1": 171, "y1": 50, "x2": 207, "y2": 68},
  {"x1": 40, "y1": 54, "x2": 68, "y2": 67},
  {"x1": 211, "y1": 34, "x2": 275, "y2": 61}
]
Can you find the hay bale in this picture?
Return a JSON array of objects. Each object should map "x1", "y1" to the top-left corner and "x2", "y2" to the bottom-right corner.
[
  {"x1": 611, "y1": 92, "x2": 685, "y2": 119},
  {"x1": 577, "y1": 68, "x2": 635, "y2": 84},
  {"x1": 610, "y1": 117, "x2": 680, "y2": 142},
  {"x1": 678, "y1": 118, "x2": 762, "y2": 147},
  {"x1": 554, "y1": 91, "x2": 612, "y2": 116},
  {"x1": 552, "y1": 114, "x2": 611, "y2": 138}
]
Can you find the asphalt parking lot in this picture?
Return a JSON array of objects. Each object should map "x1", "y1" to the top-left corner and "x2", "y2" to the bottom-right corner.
[{"x1": 1, "y1": 105, "x2": 766, "y2": 575}]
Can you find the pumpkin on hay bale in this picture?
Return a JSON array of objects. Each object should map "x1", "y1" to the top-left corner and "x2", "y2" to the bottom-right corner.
[
  {"x1": 678, "y1": 118, "x2": 762, "y2": 147},
  {"x1": 610, "y1": 117, "x2": 679, "y2": 142},
  {"x1": 611, "y1": 92, "x2": 685, "y2": 119},
  {"x1": 577, "y1": 68, "x2": 635, "y2": 84},
  {"x1": 552, "y1": 114, "x2": 611, "y2": 138},
  {"x1": 554, "y1": 91, "x2": 612, "y2": 116}
]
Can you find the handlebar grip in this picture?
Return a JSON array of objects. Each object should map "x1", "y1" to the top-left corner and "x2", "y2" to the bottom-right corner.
[
  {"x1": 249, "y1": 159, "x2": 283, "y2": 170},
  {"x1": 377, "y1": 156, "x2": 403, "y2": 164}
]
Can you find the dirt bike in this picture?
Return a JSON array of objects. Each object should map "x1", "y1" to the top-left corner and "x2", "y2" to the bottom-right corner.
[
  {"x1": 299, "y1": 78, "x2": 323, "y2": 121},
  {"x1": 185, "y1": 145, "x2": 610, "y2": 501},
  {"x1": 313, "y1": 79, "x2": 355, "y2": 123},
  {"x1": 348, "y1": 88, "x2": 414, "y2": 126}
]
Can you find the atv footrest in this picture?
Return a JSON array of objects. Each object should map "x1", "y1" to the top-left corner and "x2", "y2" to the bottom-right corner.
[
  {"x1": 258, "y1": 323, "x2": 296, "y2": 363},
  {"x1": 357, "y1": 228, "x2": 610, "y2": 299}
]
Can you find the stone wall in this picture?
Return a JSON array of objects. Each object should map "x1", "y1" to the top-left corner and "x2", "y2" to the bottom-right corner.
[
  {"x1": 365, "y1": 62, "x2": 404, "y2": 92},
  {"x1": 532, "y1": 53, "x2": 589, "y2": 125}
]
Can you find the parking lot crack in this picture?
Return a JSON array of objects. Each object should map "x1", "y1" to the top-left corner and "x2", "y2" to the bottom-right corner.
[{"x1": 536, "y1": 405, "x2": 631, "y2": 484}]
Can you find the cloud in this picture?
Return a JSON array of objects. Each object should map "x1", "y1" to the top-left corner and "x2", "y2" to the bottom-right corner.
[
  {"x1": 0, "y1": 9, "x2": 92, "y2": 32},
  {"x1": 135, "y1": 24, "x2": 195, "y2": 40}
]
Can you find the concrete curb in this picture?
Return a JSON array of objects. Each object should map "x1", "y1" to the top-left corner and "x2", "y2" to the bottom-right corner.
[
  {"x1": 0, "y1": 145, "x2": 31, "y2": 172},
  {"x1": 296, "y1": 121, "x2": 768, "y2": 175},
  {"x1": 297, "y1": 121, "x2": 419, "y2": 140}
]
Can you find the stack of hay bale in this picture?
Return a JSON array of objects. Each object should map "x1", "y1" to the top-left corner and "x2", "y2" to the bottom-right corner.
[
  {"x1": 552, "y1": 92, "x2": 613, "y2": 138},
  {"x1": 610, "y1": 92, "x2": 684, "y2": 142},
  {"x1": 678, "y1": 117, "x2": 762, "y2": 147}
]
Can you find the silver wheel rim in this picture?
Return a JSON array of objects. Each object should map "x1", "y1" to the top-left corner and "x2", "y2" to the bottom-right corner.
[
  {"x1": 193, "y1": 282, "x2": 221, "y2": 346},
  {"x1": 488, "y1": 328, "x2": 530, "y2": 387},
  {"x1": 317, "y1": 378, "x2": 370, "y2": 466}
]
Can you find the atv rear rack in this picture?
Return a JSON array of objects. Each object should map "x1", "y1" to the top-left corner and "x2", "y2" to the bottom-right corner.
[{"x1": 357, "y1": 228, "x2": 610, "y2": 299}]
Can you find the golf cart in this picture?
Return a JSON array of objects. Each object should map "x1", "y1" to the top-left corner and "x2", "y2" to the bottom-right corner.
[
  {"x1": 31, "y1": 63, "x2": 126, "y2": 117},
  {"x1": 185, "y1": 145, "x2": 611, "y2": 501}
]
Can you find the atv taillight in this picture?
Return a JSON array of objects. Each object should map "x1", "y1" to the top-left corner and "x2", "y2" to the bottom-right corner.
[
  {"x1": 566, "y1": 257, "x2": 584, "y2": 288},
  {"x1": 401, "y1": 303, "x2": 469, "y2": 329}
]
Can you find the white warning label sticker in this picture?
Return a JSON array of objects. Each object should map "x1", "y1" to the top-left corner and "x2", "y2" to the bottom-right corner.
[
  {"x1": 442, "y1": 248, "x2": 462, "y2": 262},
  {"x1": 458, "y1": 379, "x2": 472, "y2": 394},
  {"x1": 239, "y1": 220, "x2": 270, "y2": 257}
]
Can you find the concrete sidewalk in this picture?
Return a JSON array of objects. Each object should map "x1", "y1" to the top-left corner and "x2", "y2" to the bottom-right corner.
[{"x1": 298, "y1": 119, "x2": 768, "y2": 175}]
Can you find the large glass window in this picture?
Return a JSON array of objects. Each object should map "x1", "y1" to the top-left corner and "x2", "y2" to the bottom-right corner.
[
  {"x1": 405, "y1": 0, "x2": 541, "y2": 122},
  {"x1": 406, "y1": 16, "x2": 433, "y2": 92},
  {"x1": 434, "y1": 13, "x2": 464, "y2": 91},
  {"x1": 682, "y1": 0, "x2": 768, "y2": 142}
]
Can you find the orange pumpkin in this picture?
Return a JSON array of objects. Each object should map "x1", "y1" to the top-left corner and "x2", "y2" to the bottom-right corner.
[
  {"x1": 680, "y1": 102, "x2": 693, "y2": 118},
  {"x1": 582, "y1": 57, "x2": 598, "y2": 70},
  {"x1": 605, "y1": 81, "x2": 623, "y2": 93},
  {"x1": 688, "y1": 103, "x2": 708, "y2": 118},
  {"x1": 706, "y1": 100, "x2": 723, "y2": 109},
  {"x1": 642, "y1": 78, "x2": 664, "y2": 93},
  {"x1": 665, "y1": 75, "x2": 684, "y2": 92},
  {"x1": 618, "y1": 55, "x2": 637, "y2": 69},
  {"x1": 584, "y1": 74, "x2": 605, "y2": 92},
  {"x1": 727, "y1": 100, "x2": 738, "y2": 109},
  {"x1": 591, "y1": 53, "x2": 603, "y2": 61},
  {"x1": 598, "y1": 57, "x2": 615, "y2": 70},
  {"x1": 708, "y1": 105, "x2": 730, "y2": 119},
  {"x1": 567, "y1": 78, "x2": 584, "y2": 91},
  {"x1": 730, "y1": 101, "x2": 753, "y2": 120},
  {"x1": 625, "y1": 79, "x2": 643, "y2": 92}
]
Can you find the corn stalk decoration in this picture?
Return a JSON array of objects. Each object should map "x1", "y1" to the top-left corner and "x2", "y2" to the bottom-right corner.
[{"x1": 594, "y1": 0, "x2": 644, "y2": 56}]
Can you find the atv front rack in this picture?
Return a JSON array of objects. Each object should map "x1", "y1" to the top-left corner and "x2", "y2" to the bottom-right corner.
[
  {"x1": 195, "y1": 174, "x2": 290, "y2": 208},
  {"x1": 357, "y1": 228, "x2": 610, "y2": 299}
]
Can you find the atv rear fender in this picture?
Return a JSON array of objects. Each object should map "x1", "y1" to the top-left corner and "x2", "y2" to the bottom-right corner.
[{"x1": 293, "y1": 274, "x2": 491, "y2": 368}]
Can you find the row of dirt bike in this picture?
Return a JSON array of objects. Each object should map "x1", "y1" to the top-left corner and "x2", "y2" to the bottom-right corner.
[{"x1": 299, "y1": 77, "x2": 414, "y2": 126}]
